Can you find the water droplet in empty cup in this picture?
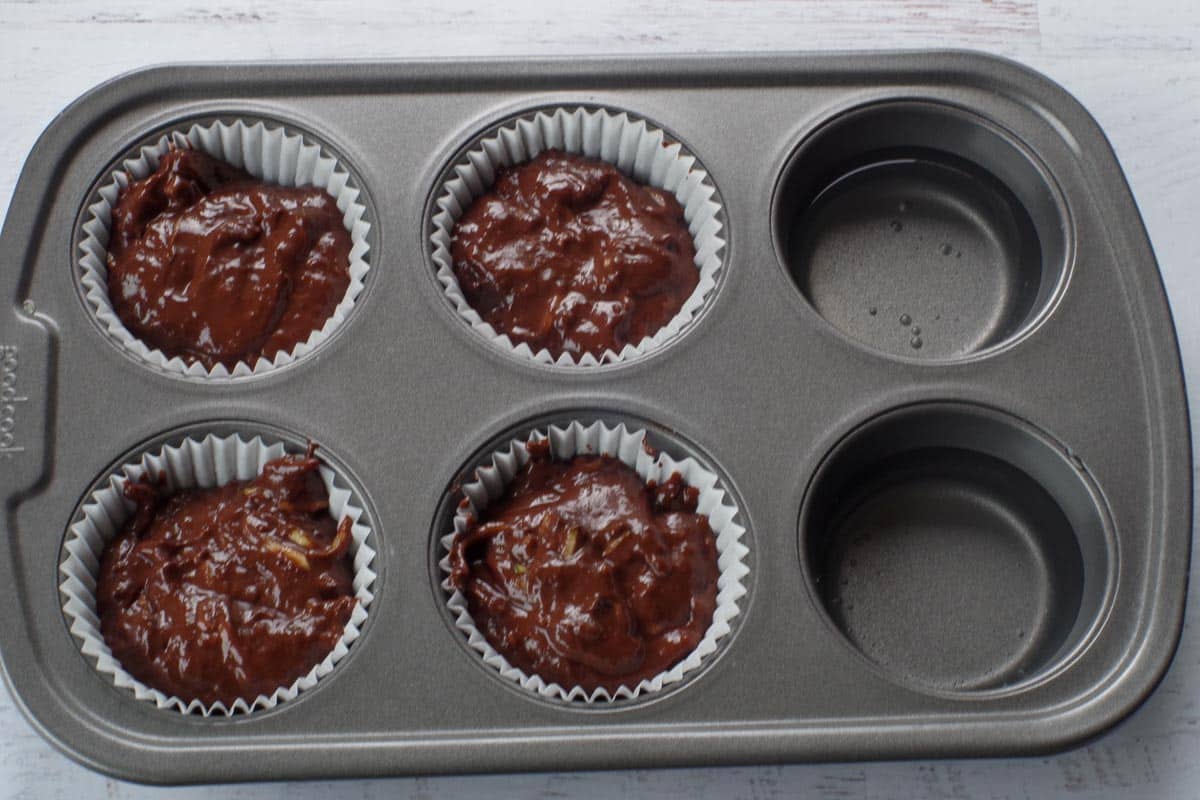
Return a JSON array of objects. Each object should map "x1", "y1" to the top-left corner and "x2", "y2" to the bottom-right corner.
[
  {"x1": 911, "y1": 326, "x2": 921, "y2": 336},
  {"x1": 910, "y1": 336, "x2": 923, "y2": 350},
  {"x1": 899, "y1": 313, "x2": 912, "y2": 326},
  {"x1": 868, "y1": 306, "x2": 877, "y2": 316},
  {"x1": 889, "y1": 220, "x2": 903, "y2": 232},
  {"x1": 940, "y1": 242, "x2": 953, "y2": 256}
]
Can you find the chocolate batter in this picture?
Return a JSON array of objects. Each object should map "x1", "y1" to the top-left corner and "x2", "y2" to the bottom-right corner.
[
  {"x1": 449, "y1": 441, "x2": 718, "y2": 693},
  {"x1": 451, "y1": 150, "x2": 698, "y2": 358},
  {"x1": 106, "y1": 148, "x2": 351, "y2": 369},
  {"x1": 97, "y1": 445, "x2": 356, "y2": 706}
]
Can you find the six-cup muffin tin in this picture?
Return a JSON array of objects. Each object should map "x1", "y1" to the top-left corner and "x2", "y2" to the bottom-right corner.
[{"x1": 0, "y1": 52, "x2": 1190, "y2": 783}]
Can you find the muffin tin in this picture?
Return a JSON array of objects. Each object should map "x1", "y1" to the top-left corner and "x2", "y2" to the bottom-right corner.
[{"x1": 0, "y1": 52, "x2": 1189, "y2": 783}]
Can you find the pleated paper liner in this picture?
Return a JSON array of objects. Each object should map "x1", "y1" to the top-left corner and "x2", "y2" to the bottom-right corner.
[
  {"x1": 439, "y1": 419, "x2": 748, "y2": 703},
  {"x1": 77, "y1": 118, "x2": 371, "y2": 379},
  {"x1": 59, "y1": 432, "x2": 376, "y2": 716},
  {"x1": 430, "y1": 107, "x2": 725, "y2": 367}
]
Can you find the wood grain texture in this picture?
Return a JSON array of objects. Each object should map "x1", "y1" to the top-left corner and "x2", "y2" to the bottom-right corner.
[{"x1": 1, "y1": 1, "x2": 1199, "y2": 797}]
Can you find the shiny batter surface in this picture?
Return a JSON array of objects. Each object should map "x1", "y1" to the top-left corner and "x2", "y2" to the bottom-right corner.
[
  {"x1": 451, "y1": 150, "x2": 698, "y2": 358},
  {"x1": 449, "y1": 442, "x2": 718, "y2": 692},
  {"x1": 97, "y1": 447, "x2": 356, "y2": 706},
  {"x1": 106, "y1": 148, "x2": 351, "y2": 369}
]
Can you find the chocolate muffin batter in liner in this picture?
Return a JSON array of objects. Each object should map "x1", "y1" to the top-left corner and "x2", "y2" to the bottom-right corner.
[
  {"x1": 439, "y1": 420, "x2": 749, "y2": 703},
  {"x1": 430, "y1": 107, "x2": 726, "y2": 367},
  {"x1": 59, "y1": 433, "x2": 376, "y2": 716},
  {"x1": 78, "y1": 119, "x2": 371, "y2": 379}
]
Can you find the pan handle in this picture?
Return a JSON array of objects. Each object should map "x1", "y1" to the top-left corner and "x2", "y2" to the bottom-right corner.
[{"x1": 0, "y1": 301, "x2": 54, "y2": 504}]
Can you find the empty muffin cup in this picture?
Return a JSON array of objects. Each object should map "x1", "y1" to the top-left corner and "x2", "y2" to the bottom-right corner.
[
  {"x1": 59, "y1": 430, "x2": 377, "y2": 715},
  {"x1": 773, "y1": 102, "x2": 1070, "y2": 361},
  {"x1": 800, "y1": 404, "x2": 1113, "y2": 694},
  {"x1": 76, "y1": 118, "x2": 372, "y2": 379},
  {"x1": 438, "y1": 418, "x2": 750, "y2": 703},
  {"x1": 429, "y1": 106, "x2": 726, "y2": 367}
]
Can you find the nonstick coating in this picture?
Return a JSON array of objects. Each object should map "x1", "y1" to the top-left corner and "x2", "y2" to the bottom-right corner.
[{"x1": 0, "y1": 53, "x2": 1188, "y2": 783}]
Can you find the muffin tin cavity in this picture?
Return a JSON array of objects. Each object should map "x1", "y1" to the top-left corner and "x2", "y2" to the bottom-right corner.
[
  {"x1": 801, "y1": 404, "x2": 1112, "y2": 694},
  {"x1": 428, "y1": 106, "x2": 726, "y2": 368},
  {"x1": 75, "y1": 116, "x2": 373, "y2": 380},
  {"x1": 58, "y1": 425, "x2": 377, "y2": 716},
  {"x1": 774, "y1": 102, "x2": 1070, "y2": 361},
  {"x1": 432, "y1": 414, "x2": 751, "y2": 706}
]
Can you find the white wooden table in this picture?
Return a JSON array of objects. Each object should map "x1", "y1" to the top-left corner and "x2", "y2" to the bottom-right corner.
[{"x1": 2, "y1": 1, "x2": 1198, "y2": 797}]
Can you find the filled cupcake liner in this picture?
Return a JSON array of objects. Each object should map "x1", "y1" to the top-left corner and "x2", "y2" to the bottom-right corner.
[
  {"x1": 77, "y1": 119, "x2": 372, "y2": 379},
  {"x1": 439, "y1": 420, "x2": 749, "y2": 703},
  {"x1": 58, "y1": 433, "x2": 377, "y2": 716},
  {"x1": 430, "y1": 107, "x2": 726, "y2": 367}
]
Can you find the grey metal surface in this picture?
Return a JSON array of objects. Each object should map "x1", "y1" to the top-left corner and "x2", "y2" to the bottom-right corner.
[
  {"x1": 801, "y1": 404, "x2": 1111, "y2": 695},
  {"x1": 0, "y1": 51, "x2": 1189, "y2": 784},
  {"x1": 776, "y1": 102, "x2": 1069, "y2": 362}
]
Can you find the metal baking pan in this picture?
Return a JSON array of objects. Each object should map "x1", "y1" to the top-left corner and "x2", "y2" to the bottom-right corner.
[{"x1": 0, "y1": 51, "x2": 1189, "y2": 783}]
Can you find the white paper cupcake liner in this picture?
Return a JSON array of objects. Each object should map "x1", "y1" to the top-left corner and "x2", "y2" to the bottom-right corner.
[
  {"x1": 77, "y1": 119, "x2": 372, "y2": 379},
  {"x1": 430, "y1": 107, "x2": 726, "y2": 367},
  {"x1": 439, "y1": 420, "x2": 749, "y2": 703},
  {"x1": 59, "y1": 433, "x2": 377, "y2": 716}
]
